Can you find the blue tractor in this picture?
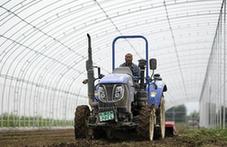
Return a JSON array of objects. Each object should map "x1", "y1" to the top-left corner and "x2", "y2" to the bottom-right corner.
[{"x1": 74, "y1": 34, "x2": 167, "y2": 140}]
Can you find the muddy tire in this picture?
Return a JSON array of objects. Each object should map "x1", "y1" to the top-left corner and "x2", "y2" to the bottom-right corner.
[
  {"x1": 137, "y1": 105, "x2": 155, "y2": 141},
  {"x1": 74, "y1": 105, "x2": 90, "y2": 139},
  {"x1": 154, "y1": 97, "x2": 166, "y2": 139},
  {"x1": 159, "y1": 98, "x2": 165, "y2": 139},
  {"x1": 155, "y1": 97, "x2": 165, "y2": 139}
]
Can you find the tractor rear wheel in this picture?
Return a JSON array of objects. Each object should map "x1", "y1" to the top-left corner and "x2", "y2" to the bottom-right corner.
[
  {"x1": 137, "y1": 105, "x2": 156, "y2": 141},
  {"x1": 159, "y1": 97, "x2": 165, "y2": 139},
  {"x1": 74, "y1": 105, "x2": 90, "y2": 139},
  {"x1": 154, "y1": 97, "x2": 165, "y2": 139}
]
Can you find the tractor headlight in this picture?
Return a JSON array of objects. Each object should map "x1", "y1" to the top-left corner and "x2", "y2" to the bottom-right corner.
[
  {"x1": 98, "y1": 86, "x2": 106, "y2": 101},
  {"x1": 113, "y1": 85, "x2": 124, "y2": 100},
  {"x1": 150, "y1": 91, "x2": 157, "y2": 97}
]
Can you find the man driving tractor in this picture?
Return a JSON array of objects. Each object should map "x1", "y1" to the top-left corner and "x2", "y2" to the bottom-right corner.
[{"x1": 120, "y1": 53, "x2": 140, "y2": 78}]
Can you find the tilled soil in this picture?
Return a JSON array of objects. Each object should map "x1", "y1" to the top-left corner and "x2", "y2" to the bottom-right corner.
[{"x1": 0, "y1": 128, "x2": 227, "y2": 147}]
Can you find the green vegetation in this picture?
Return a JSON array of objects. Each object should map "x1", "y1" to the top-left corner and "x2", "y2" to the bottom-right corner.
[
  {"x1": 179, "y1": 128, "x2": 227, "y2": 146},
  {"x1": 0, "y1": 113, "x2": 73, "y2": 127},
  {"x1": 183, "y1": 128, "x2": 227, "y2": 140}
]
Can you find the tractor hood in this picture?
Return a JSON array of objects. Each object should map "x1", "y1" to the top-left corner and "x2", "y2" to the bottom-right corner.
[{"x1": 99, "y1": 73, "x2": 132, "y2": 84}]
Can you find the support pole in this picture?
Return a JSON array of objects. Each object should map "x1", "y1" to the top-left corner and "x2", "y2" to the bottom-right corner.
[{"x1": 223, "y1": 0, "x2": 226, "y2": 129}]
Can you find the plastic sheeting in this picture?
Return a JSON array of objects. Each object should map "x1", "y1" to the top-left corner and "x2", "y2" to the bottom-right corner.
[{"x1": 0, "y1": 0, "x2": 225, "y2": 126}]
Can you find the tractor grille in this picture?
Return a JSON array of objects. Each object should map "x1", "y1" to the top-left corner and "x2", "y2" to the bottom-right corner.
[
  {"x1": 105, "y1": 84, "x2": 114, "y2": 102},
  {"x1": 98, "y1": 84, "x2": 125, "y2": 103}
]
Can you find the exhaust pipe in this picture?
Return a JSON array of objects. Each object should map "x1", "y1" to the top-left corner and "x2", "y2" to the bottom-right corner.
[{"x1": 86, "y1": 34, "x2": 95, "y2": 106}]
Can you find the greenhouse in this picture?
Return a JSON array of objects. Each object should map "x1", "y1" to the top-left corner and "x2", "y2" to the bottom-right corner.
[{"x1": 0, "y1": 0, "x2": 226, "y2": 129}]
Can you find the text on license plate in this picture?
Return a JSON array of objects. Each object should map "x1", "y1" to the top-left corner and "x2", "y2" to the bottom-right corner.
[{"x1": 99, "y1": 111, "x2": 114, "y2": 121}]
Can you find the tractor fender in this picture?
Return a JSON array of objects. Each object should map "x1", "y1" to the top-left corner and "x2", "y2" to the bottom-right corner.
[{"x1": 147, "y1": 80, "x2": 167, "y2": 107}]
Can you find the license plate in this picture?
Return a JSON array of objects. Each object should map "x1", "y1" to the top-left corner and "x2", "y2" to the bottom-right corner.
[{"x1": 99, "y1": 111, "x2": 114, "y2": 122}]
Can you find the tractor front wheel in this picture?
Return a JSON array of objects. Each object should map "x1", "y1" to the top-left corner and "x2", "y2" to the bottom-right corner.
[
  {"x1": 74, "y1": 105, "x2": 90, "y2": 139},
  {"x1": 137, "y1": 105, "x2": 156, "y2": 141}
]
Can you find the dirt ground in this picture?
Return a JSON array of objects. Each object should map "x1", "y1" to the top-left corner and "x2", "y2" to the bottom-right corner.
[{"x1": 0, "y1": 127, "x2": 227, "y2": 147}]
